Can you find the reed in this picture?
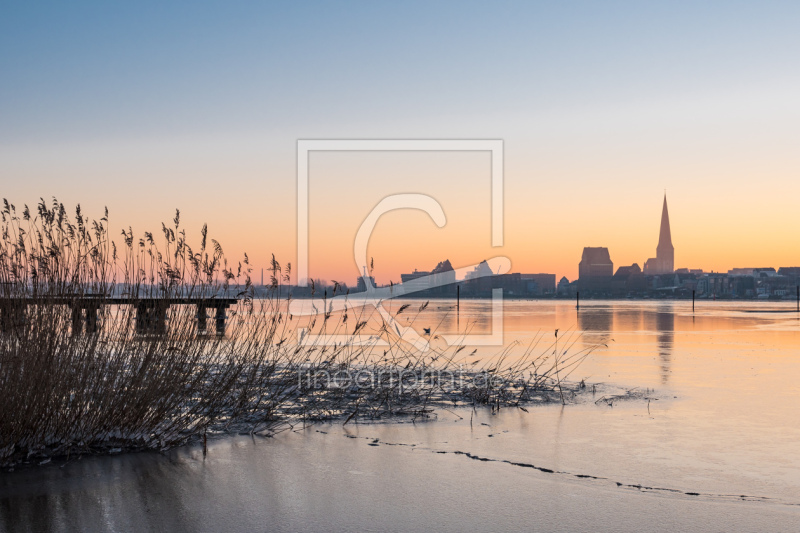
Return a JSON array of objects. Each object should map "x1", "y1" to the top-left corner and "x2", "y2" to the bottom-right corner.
[{"x1": 0, "y1": 198, "x2": 598, "y2": 467}]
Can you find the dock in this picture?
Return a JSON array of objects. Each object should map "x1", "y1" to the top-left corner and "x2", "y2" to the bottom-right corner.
[{"x1": 0, "y1": 296, "x2": 239, "y2": 334}]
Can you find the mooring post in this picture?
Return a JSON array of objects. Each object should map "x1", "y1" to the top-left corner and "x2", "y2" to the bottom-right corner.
[
  {"x1": 457, "y1": 285, "x2": 460, "y2": 313},
  {"x1": 576, "y1": 291, "x2": 580, "y2": 310},
  {"x1": 692, "y1": 289, "x2": 696, "y2": 312},
  {"x1": 796, "y1": 285, "x2": 799, "y2": 313}
]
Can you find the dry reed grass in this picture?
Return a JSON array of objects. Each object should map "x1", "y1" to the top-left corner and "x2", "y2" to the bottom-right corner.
[{"x1": 0, "y1": 198, "x2": 598, "y2": 467}]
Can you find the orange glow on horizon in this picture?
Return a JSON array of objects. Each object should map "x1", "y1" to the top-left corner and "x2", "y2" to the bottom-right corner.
[{"x1": 4, "y1": 137, "x2": 800, "y2": 287}]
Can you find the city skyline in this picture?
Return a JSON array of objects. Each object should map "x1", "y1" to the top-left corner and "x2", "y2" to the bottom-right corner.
[{"x1": 300, "y1": 191, "x2": 795, "y2": 287}]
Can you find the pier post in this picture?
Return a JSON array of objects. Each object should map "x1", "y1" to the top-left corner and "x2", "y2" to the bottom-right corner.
[
  {"x1": 85, "y1": 305, "x2": 99, "y2": 333},
  {"x1": 457, "y1": 285, "x2": 460, "y2": 313},
  {"x1": 135, "y1": 303, "x2": 149, "y2": 333},
  {"x1": 797, "y1": 285, "x2": 799, "y2": 313},
  {"x1": 136, "y1": 302, "x2": 168, "y2": 333},
  {"x1": 2, "y1": 303, "x2": 26, "y2": 333},
  {"x1": 692, "y1": 290, "x2": 695, "y2": 312},
  {"x1": 71, "y1": 306, "x2": 83, "y2": 334},
  {"x1": 215, "y1": 306, "x2": 227, "y2": 334},
  {"x1": 196, "y1": 305, "x2": 208, "y2": 331},
  {"x1": 154, "y1": 303, "x2": 167, "y2": 334},
  {"x1": 576, "y1": 291, "x2": 580, "y2": 310}
]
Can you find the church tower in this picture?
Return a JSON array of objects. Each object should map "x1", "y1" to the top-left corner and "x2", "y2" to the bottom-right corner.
[
  {"x1": 656, "y1": 194, "x2": 674, "y2": 272},
  {"x1": 644, "y1": 194, "x2": 674, "y2": 274}
]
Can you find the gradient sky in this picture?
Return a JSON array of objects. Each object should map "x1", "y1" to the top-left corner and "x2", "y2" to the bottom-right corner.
[{"x1": 2, "y1": 1, "x2": 800, "y2": 284}]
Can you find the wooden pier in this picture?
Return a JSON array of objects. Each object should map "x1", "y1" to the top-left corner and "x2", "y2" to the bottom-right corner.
[{"x1": 0, "y1": 296, "x2": 239, "y2": 335}]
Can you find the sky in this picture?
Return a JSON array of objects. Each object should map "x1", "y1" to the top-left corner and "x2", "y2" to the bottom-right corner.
[{"x1": 2, "y1": 1, "x2": 800, "y2": 284}]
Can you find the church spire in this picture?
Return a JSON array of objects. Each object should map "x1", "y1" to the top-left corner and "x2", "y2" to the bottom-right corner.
[
  {"x1": 644, "y1": 193, "x2": 675, "y2": 275},
  {"x1": 657, "y1": 194, "x2": 672, "y2": 249}
]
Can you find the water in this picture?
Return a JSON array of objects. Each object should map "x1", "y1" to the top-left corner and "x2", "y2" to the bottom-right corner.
[{"x1": 2, "y1": 300, "x2": 799, "y2": 532}]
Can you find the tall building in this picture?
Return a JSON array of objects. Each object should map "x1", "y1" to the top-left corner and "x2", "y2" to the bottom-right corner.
[
  {"x1": 579, "y1": 247, "x2": 614, "y2": 293},
  {"x1": 644, "y1": 195, "x2": 674, "y2": 275},
  {"x1": 579, "y1": 247, "x2": 614, "y2": 278}
]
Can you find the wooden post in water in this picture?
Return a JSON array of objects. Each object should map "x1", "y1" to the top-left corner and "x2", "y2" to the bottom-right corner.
[
  {"x1": 456, "y1": 285, "x2": 460, "y2": 313},
  {"x1": 135, "y1": 303, "x2": 148, "y2": 333},
  {"x1": 215, "y1": 306, "x2": 227, "y2": 335},
  {"x1": 85, "y1": 304, "x2": 99, "y2": 333},
  {"x1": 71, "y1": 306, "x2": 83, "y2": 335},
  {"x1": 153, "y1": 303, "x2": 167, "y2": 334},
  {"x1": 692, "y1": 289, "x2": 695, "y2": 312},
  {"x1": 576, "y1": 291, "x2": 580, "y2": 310},
  {"x1": 797, "y1": 285, "x2": 799, "y2": 312},
  {"x1": 135, "y1": 302, "x2": 164, "y2": 334},
  {"x1": 196, "y1": 305, "x2": 208, "y2": 332}
]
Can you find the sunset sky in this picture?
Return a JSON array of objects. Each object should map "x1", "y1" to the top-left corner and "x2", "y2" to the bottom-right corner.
[{"x1": 2, "y1": 2, "x2": 800, "y2": 284}]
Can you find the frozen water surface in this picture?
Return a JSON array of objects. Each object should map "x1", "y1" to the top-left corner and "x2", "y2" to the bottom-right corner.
[{"x1": 2, "y1": 301, "x2": 799, "y2": 532}]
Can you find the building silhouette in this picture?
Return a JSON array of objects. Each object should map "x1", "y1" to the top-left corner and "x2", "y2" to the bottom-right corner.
[
  {"x1": 557, "y1": 276, "x2": 572, "y2": 296},
  {"x1": 399, "y1": 259, "x2": 456, "y2": 295},
  {"x1": 356, "y1": 272, "x2": 376, "y2": 293},
  {"x1": 520, "y1": 273, "x2": 556, "y2": 295},
  {"x1": 644, "y1": 195, "x2": 674, "y2": 275},
  {"x1": 579, "y1": 247, "x2": 613, "y2": 278},
  {"x1": 612, "y1": 263, "x2": 647, "y2": 295},
  {"x1": 429, "y1": 259, "x2": 456, "y2": 295},
  {"x1": 464, "y1": 259, "x2": 494, "y2": 281},
  {"x1": 579, "y1": 247, "x2": 614, "y2": 294}
]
